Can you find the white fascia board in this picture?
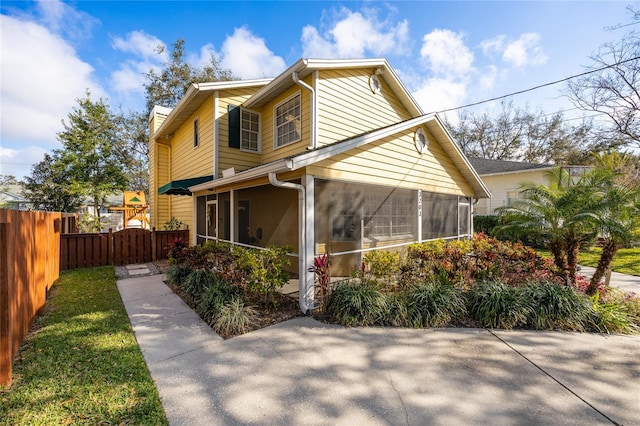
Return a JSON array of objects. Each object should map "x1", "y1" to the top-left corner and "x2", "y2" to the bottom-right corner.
[
  {"x1": 430, "y1": 114, "x2": 491, "y2": 199},
  {"x1": 153, "y1": 79, "x2": 272, "y2": 138},
  {"x1": 189, "y1": 159, "x2": 292, "y2": 192}
]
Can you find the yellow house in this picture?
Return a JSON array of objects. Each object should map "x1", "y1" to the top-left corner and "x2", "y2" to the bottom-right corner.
[{"x1": 149, "y1": 58, "x2": 490, "y2": 313}]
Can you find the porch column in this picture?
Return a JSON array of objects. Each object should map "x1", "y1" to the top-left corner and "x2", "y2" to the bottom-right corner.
[
  {"x1": 417, "y1": 190, "x2": 422, "y2": 243},
  {"x1": 230, "y1": 189, "x2": 235, "y2": 242},
  {"x1": 302, "y1": 175, "x2": 315, "y2": 309}
]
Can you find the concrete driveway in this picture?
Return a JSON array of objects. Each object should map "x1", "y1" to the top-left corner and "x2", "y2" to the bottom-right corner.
[{"x1": 118, "y1": 273, "x2": 640, "y2": 426}]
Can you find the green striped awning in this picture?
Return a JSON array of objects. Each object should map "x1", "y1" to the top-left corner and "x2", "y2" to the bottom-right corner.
[{"x1": 157, "y1": 176, "x2": 214, "y2": 196}]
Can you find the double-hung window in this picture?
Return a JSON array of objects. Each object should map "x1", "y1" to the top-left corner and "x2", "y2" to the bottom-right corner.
[
  {"x1": 241, "y1": 109, "x2": 260, "y2": 152},
  {"x1": 275, "y1": 93, "x2": 301, "y2": 148}
]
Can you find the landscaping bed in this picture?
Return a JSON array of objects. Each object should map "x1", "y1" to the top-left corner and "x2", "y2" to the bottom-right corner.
[{"x1": 163, "y1": 236, "x2": 640, "y2": 338}]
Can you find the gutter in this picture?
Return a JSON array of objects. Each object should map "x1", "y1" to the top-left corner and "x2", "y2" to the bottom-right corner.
[
  {"x1": 268, "y1": 172, "x2": 314, "y2": 314},
  {"x1": 292, "y1": 70, "x2": 317, "y2": 150}
]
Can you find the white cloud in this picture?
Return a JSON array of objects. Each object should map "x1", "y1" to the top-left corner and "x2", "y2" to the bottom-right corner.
[
  {"x1": 110, "y1": 31, "x2": 168, "y2": 97},
  {"x1": 112, "y1": 30, "x2": 166, "y2": 61},
  {"x1": 220, "y1": 27, "x2": 286, "y2": 79},
  {"x1": 36, "y1": 0, "x2": 98, "y2": 41},
  {"x1": 301, "y1": 7, "x2": 410, "y2": 58},
  {"x1": 0, "y1": 146, "x2": 48, "y2": 179},
  {"x1": 420, "y1": 29, "x2": 474, "y2": 76},
  {"x1": 481, "y1": 33, "x2": 547, "y2": 68},
  {"x1": 0, "y1": 15, "x2": 102, "y2": 148},
  {"x1": 503, "y1": 33, "x2": 547, "y2": 67},
  {"x1": 412, "y1": 78, "x2": 467, "y2": 114}
]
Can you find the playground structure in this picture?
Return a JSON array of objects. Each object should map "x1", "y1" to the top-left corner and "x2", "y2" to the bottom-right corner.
[{"x1": 109, "y1": 191, "x2": 150, "y2": 230}]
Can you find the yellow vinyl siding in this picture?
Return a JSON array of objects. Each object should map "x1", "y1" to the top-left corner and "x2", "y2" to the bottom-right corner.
[
  {"x1": 261, "y1": 87, "x2": 311, "y2": 163},
  {"x1": 155, "y1": 144, "x2": 171, "y2": 227},
  {"x1": 169, "y1": 196, "x2": 193, "y2": 232},
  {"x1": 171, "y1": 99, "x2": 214, "y2": 181},
  {"x1": 308, "y1": 127, "x2": 474, "y2": 196},
  {"x1": 316, "y1": 69, "x2": 412, "y2": 146},
  {"x1": 217, "y1": 88, "x2": 262, "y2": 174}
]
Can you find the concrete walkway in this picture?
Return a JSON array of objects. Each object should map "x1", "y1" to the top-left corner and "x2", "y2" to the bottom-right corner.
[{"x1": 117, "y1": 269, "x2": 640, "y2": 426}]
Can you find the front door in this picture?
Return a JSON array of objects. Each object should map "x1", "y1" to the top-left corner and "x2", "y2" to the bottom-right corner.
[
  {"x1": 206, "y1": 201, "x2": 217, "y2": 239},
  {"x1": 238, "y1": 200, "x2": 250, "y2": 244}
]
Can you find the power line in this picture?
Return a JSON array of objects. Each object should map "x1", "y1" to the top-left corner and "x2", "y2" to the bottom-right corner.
[{"x1": 436, "y1": 55, "x2": 640, "y2": 115}]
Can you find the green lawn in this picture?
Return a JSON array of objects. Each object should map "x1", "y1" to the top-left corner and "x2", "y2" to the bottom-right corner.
[
  {"x1": 536, "y1": 247, "x2": 640, "y2": 277},
  {"x1": 0, "y1": 267, "x2": 167, "y2": 425}
]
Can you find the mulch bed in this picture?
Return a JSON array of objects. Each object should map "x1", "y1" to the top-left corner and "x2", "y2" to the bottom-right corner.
[{"x1": 154, "y1": 260, "x2": 303, "y2": 339}]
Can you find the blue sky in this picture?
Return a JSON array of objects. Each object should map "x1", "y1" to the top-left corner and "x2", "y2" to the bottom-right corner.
[{"x1": 0, "y1": 0, "x2": 635, "y2": 179}]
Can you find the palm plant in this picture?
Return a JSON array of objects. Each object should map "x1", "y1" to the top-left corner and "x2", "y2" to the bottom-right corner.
[
  {"x1": 582, "y1": 155, "x2": 640, "y2": 294},
  {"x1": 495, "y1": 167, "x2": 596, "y2": 287}
]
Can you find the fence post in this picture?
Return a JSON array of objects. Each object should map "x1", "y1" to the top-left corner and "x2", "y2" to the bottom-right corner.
[
  {"x1": 152, "y1": 227, "x2": 157, "y2": 262},
  {"x1": 0, "y1": 222, "x2": 11, "y2": 387},
  {"x1": 108, "y1": 228, "x2": 113, "y2": 266}
]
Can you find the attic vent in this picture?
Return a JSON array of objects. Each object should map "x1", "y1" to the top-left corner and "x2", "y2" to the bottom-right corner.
[
  {"x1": 414, "y1": 128, "x2": 428, "y2": 154},
  {"x1": 369, "y1": 74, "x2": 381, "y2": 94}
]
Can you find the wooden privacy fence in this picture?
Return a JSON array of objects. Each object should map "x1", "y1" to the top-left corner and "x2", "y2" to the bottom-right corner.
[
  {"x1": 1, "y1": 210, "x2": 61, "y2": 387},
  {"x1": 60, "y1": 228, "x2": 189, "y2": 270}
]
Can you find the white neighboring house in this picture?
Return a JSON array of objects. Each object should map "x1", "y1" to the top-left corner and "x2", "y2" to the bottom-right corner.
[
  {"x1": 468, "y1": 158, "x2": 591, "y2": 215},
  {"x1": 0, "y1": 184, "x2": 30, "y2": 210}
]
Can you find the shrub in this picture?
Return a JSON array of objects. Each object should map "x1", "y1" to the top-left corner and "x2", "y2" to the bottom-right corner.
[
  {"x1": 591, "y1": 289, "x2": 640, "y2": 334},
  {"x1": 521, "y1": 281, "x2": 595, "y2": 331},
  {"x1": 404, "y1": 274, "x2": 466, "y2": 328},
  {"x1": 474, "y1": 215, "x2": 502, "y2": 235},
  {"x1": 383, "y1": 292, "x2": 410, "y2": 327},
  {"x1": 163, "y1": 216, "x2": 184, "y2": 231},
  {"x1": 233, "y1": 245, "x2": 291, "y2": 306},
  {"x1": 466, "y1": 280, "x2": 529, "y2": 329},
  {"x1": 325, "y1": 280, "x2": 386, "y2": 326},
  {"x1": 165, "y1": 264, "x2": 192, "y2": 286},
  {"x1": 182, "y1": 269, "x2": 218, "y2": 301},
  {"x1": 196, "y1": 276, "x2": 239, "y2": 325},
  {"x1": 213, "y1": 297, "x2": 257, "y2": 336},
  {"x1": 364, "y1": 250, "x2": 401, "y2": 286}
]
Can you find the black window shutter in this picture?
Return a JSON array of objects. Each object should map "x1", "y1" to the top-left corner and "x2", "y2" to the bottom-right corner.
[{"x1": 228, "y1": 105, "x2": 240, "y2": 149}]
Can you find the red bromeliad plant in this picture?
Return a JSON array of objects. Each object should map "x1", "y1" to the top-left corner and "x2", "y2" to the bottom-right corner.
[{"x1": 309, "y1": 253, "x2": 331, "y2": 309}]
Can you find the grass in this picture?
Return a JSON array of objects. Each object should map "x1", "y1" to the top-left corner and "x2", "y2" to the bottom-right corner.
[
  {"x1": 536, "y1": 247, "x2": 640, "y2": 277},
  {"x1": 0, "y1": 266, "x2": 167, "y2": 425}
]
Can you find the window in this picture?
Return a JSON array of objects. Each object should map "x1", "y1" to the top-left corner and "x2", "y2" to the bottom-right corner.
[
  {"x1": 275, "y1": 93, "x2": 301, "y2": 148},
  {"x1": 363, "y1": 190, "x2": 414, "y2": 239},
  {"x1": 193, "y1": 118, "x2": 199, "y2": 147},
  {"x1": 241, "y1": 109, "x2": 260, "y2": 152},
  {"x1": 507, "y1": 191, "x2": 519, "y2": 206}
]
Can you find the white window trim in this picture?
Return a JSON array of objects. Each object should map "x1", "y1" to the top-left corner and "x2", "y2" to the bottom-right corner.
[
  {"x1": 273, "y1": 91, "x2": 302, "y2": 150},
  {"x1": 240, "y1": 108, "x2": 261, "y2": 153}
]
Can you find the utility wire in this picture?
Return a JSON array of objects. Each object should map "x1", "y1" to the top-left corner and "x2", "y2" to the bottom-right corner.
[{"x1": 436, "y1": 55, "x2": 640, "y2": 115}]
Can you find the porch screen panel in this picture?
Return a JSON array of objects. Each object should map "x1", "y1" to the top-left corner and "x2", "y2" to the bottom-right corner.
[
  {"x1": 459, "y1": 197, "x2": 471, "y2": 237},
  {"x1": 421, "y1": 192, "x2": 458, "y2": 240},
  {"x1": 196, "y1": 196, "x2": 207, "y2": 245}
]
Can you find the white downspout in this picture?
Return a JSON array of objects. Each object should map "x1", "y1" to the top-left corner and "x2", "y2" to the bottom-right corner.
[
  {"x1": 268, "y1": 172, "x2": 313, "y2": 314},
  {"x1": 292, "y1": 71, "x2": 317, "y2": 150}
]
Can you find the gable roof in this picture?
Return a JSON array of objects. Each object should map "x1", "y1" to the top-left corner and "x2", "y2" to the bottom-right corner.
[
  {"x1": 153, "y1": 79, "x2": 272, "y2": 140},
  {"x1": 190, "y1": 114, "x2": 490, "y2": 199},
  {"x1": 468, "y1": 158, "x2": 554, "y2": 176},
  {"x1": 243, "y1": 58, "x2": 424, "y2": 117}
]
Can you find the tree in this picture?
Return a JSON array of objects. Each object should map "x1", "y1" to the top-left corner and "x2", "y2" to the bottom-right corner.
[
  {"x1": 495, "y1": 167, "x2": 597, "y2": 286},
  {"x1": 582, "y1": 153, "x2": 640, "y2": 294},
  {"x1": 446, "y1": 100, "x2": 600, "y2": 164},
  {"x1": 23, "y1": 153, "x2": 82, "y2": 212},
  {"x1": 566, "y1": 8, "x2": 640, "y2": 149},
  {"x1": 57, "y1": 91, "x2": 128, "y2": 218},
  {"x1": 144, "y1": 38, "x2": 234, "y2": 111},
  {"x1": 117, "y1": 110, "x2": 150, "y2": 194}
]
